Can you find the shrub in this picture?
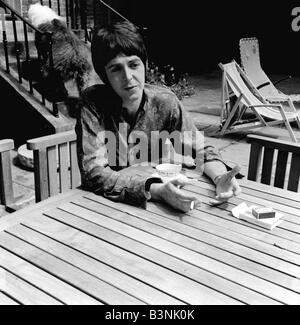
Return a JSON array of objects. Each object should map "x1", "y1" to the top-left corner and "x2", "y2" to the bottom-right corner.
[{"x1": 146, "y1": 62, "x2": 195, "y2": 100}]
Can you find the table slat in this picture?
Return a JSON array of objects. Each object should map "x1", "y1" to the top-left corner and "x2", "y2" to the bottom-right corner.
[
  {"x1": 25, "y1": 211, "x2": 281, "y2": 304},
  {"x1": 187, "y1": 181, "x2": 300, "y2": 223},
  {"x1": 0, "y1": 292, "x2": 19, "y2": 305},
  {"x1": 25, "y1": 210, "x2": 245, "y2": 305},
  {"x1": 7, "y1": 223, "x2": 183, "y2": 305},
  {"x1": 0, "y1": 233, "x2": 141, "y2": 305},
  {"x1": 159, "y1": 182, "x2": 300, "y2": 249},
  {"x1": 146, "y1": 197, "x2": 300, "y2": 256},
  {"x1": 149, "y1": 201, "x2": 300, "y2": 265},
  {"x1": 0, "y1": 190, "x2": 84, "y2": 232},
  {"x1": 81, "y1": 195, "x2": 300, "y2": 287},
  {"x1": 0, "y1": 246, "x2": 100, "y2": 305},
  {"x1": 0, "y1": 267, "x2": 62, "y2": 305},
  {"x1": 179, "y1": 183, "x2": 300, "y2": 236}
]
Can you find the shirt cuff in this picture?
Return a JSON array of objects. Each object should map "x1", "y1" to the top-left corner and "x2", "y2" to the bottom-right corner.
[
  {"x1": 145, "y1": 177, "x2": 164, "y2": 200},
  {"x1": 204, "y1": 146, "x2": 244, "y2": 179}
]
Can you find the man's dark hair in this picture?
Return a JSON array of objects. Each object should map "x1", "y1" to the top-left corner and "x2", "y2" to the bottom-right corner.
[{"x1": 91, "y1": 21, "x2": 147, "y2": 84}]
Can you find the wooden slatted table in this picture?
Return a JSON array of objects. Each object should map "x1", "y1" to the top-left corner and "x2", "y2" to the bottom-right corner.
[{"x1": 0, "y1": 167, "x2": 300, "y2": 305}]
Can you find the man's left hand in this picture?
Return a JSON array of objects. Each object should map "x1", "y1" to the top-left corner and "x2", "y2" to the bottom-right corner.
[{"x1": 209, "y1": 165, "x2": 242, "y2": 205}]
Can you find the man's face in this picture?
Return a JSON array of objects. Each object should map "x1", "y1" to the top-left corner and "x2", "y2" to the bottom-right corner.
[{"x1": 105, "y1": 53, "x2": 145, "y2": 105}]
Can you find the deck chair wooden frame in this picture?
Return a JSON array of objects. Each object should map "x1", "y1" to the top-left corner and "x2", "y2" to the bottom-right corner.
[
  {"x1": 219, "y1": 60, "x2": 300, "y2": 143},
  {"x1": 239, "y1": 37, "x2": 300, "y2": 103},
  {"x1": 247, "y1": 134, "x2": 300, "y2": 192},
  {"x1": 27, "y1": 130, "x2": 81, "y2": 203}
]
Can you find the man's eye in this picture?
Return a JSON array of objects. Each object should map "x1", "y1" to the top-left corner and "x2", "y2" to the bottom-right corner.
[
  {"x1": 111, "y1": 66, "x2": 121, "y2": 72},
  {"x1": 130, "y1": 62, "x2": 140, "y2": 69}
]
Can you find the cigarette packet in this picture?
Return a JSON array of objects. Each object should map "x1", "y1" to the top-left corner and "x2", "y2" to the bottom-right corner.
[{"x1": 252, "y1": 207, "x2": 276, "y2": 219}]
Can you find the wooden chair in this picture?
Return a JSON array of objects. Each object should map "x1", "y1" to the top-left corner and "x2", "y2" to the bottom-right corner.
[
  {"x1": 247, "y1": 134, "x2": 300, "y2": 192},
  {"x1": 0, "y1": 139, "x2": 14, "y2": 208},
  {"x1": 27, "y1": 130, "x2": 81, "y2": 202}
]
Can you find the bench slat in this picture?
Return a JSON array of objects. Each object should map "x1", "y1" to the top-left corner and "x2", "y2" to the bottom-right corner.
[
  {"x1": 274, "y1": 150, "x2": 288, "y2": 188},
  {"x1": 48, "y1": 146, "x2": 59, "y2": 197},
  {"x1": 58, "y1": 143, "x2": 69, "y2": 193},
  {"x1": 70, "y1": 141, "x2": 81, "y2": 189}
]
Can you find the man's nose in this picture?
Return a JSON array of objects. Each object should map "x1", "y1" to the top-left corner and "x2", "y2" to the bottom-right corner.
[{"x1": 123, "y1": 67, "x2": 133, "y2": 81}]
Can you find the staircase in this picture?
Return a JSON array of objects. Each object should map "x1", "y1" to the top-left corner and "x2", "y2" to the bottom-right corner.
[
  {"x1": 0, "y1": 0, "x2": 100, "y2": 212},
  {"x1": 0, "y1": 0, "x2": 106, "y2": 140}
]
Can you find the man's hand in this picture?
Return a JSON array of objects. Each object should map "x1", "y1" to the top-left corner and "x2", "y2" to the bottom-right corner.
[
  {"x1": 209, "y1": 165, "x2": 242, "y2": 206},
  {"x1": 150, "y1": 175, "x2": 201, "y2": 213}
]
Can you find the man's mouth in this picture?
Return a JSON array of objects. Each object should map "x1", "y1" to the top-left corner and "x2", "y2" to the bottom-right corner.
[{"x1": 124, "y1": 85, "x2": 136, "y2": 91}]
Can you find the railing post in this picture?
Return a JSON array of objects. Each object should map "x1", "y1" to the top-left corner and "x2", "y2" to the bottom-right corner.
[
  {"x1": 0, "y1": 6, "x2": 10, "y2": 73},
  {"x1": 74, "y1": 0, "x2": 79, "y2": 29},
  {"x1": 11, "y1": 12, "x2": 22, "y2": 83},
  {"x1": 2, "y1": 29, "x2": 10, "y2": 73},
  {"x1": 23, "y1": 20, "x2": 33, "y2": 94},
  {"x1": 46, "y1": 31, "x2": 59, "y2": 117},
  {"x1": 69, "y1": 0, "x2": 74, "y2": 29},
  {"x1": 36, "y1": 45, "x2": 46, "y2": 105},
  {"x1": 65, "y1": 0, "x2": 70, "y2": 27},
  {"x1": 79, "y1": 0, "x2": 88, "y2": 42},
  {"x1": 57, "y1": 0, "x2": 61, "y2": 16},
  {"x1": 93, "y1": 0, "x2": 97, "y2": 28}
]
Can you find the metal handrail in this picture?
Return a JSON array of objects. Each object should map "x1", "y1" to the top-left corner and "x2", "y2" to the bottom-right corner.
[
  {"x1": 98, "y1": 0, "x2": 136, "y2": 26},
  {"x1": 0, "y1": 0, "x2": 42, "y2": 32},
  {"x1": 0, "y1": 0, "x2": 58, "y2": 116},
  {"x1": 95, "y1": 0, "x2": 148, "y2": 43},
  {"x1": 0, "y1": 0, "x2": 147, "y2": 119}
]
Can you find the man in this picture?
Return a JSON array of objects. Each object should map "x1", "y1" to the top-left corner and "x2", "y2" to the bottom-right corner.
[{"x1": 76, "y1": 21, "x2": 242, "y2": 213}]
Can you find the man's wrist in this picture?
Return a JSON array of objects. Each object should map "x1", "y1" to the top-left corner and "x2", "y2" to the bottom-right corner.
[
  {"x1": 213, "y1": 174, "x2": 223, "y2": 185},
  {"x1": 204, "y1": 160, "x2": 227, "y2": 185},
  {"x1": 145, "y1": 177, "x2": 163, "y2": 201},
  {"x1": 149, "y1": 183, "x2": 163, "y2": 201}
]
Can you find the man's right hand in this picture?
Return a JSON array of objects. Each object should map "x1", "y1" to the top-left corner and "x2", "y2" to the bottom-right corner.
[{"x1": 150, "y1": 176, "x2": 200, "y2": 213}]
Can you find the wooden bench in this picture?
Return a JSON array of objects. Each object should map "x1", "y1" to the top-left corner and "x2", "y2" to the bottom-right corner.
[
  {"x1": 0, "y1": 139, "x2": 14, "y2": 210},
  {"x1": 27, "y1": 131, "x2": 81, "y2": 203},
  {"x1": 247, "y1": 134, "x2": 300, "y2": 192}
]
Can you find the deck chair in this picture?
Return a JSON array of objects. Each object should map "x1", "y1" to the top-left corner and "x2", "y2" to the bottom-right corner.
[
  {"x1": 239, "y1": 37, "x2": 300, "y2": 103},
  {"x1": 247, "y1": 134, "x2": 300, "y2": 192},
  {"x1": 218, "y1": 60, "x2": 300, "y2": 143}
]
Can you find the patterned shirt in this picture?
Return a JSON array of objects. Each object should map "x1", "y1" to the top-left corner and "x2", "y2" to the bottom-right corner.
[{"x1": 76, "y1": 83, "x2": 226, "y2": 207}]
